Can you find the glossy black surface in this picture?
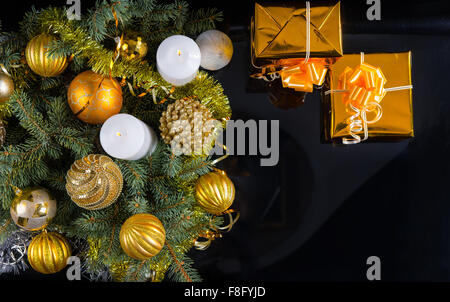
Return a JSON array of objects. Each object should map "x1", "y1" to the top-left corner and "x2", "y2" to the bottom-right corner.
[{"x1": 1, "y1": 0, "x2": 450, "y2": 282}]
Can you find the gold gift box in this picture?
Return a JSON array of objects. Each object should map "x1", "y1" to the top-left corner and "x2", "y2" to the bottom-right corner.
[
  {"x1": 251, "y1": 1, "x2": 343, "y2": 66},
  {"x1": 322, "y1": 52, "x2": 414, "y2": 143}
]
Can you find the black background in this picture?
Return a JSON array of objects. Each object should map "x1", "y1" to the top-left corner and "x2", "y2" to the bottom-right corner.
[{"x1": 1, "y1": 0, "x2": 450, "y2": 284}]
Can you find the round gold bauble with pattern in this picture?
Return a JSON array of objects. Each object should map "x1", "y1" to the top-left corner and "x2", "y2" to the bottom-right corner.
[
  {"x1": 195, "y1": 169, "x2": 235, "y2": 215},
  {"x1": 27, "y1": 231, "x2": 71, "y2": 274},
  {"x1": 0, "y1": 73, "x2": 14, "y2": 103},
  {"x1": 66, "y1": 154, "x2": 123, "y2": 210},
  {"x1": 25, "y1": 33, "x2": 68, "y2": 77},
  {"x1": 67, "y1": 70, "x2": 123, "y2": 124},
  {"x1": 10, "y1": 187, "x2": 57, "y2": 231},
  {"x1": 120, "y1": 213, "x2": 166, "y2": 260},
  {"x1": 159, "y1": 98, "x2": 218, "y2": 155}
]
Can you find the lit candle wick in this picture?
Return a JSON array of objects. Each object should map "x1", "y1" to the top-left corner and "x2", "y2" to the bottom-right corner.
[{"x1": 177, "y1": 50, "x2": 182, "y2": 56}]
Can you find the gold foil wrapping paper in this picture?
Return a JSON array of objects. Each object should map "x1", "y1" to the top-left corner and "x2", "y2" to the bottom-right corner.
[
  {"x1": 322, "y1": 52, "x2": 414, "y2": 142},
  {"x1": 251, "y1": 1, "x2": 343, "y2": 67}
]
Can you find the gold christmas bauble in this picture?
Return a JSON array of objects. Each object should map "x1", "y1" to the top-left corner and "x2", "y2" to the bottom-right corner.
[
  {"x1": 67, "y1": 70, "x2": 123, "y2": 124},
  {"x1": 121, "y1": 36, "x2": 148, "y2": 60},
  {"x1": 120, "y1": 213, "x2": 166, "y2": 260},
  {"x1": 0, "y1": 73, "x2": 14, "y2": 103},
  {"x1": 196, "y1": 30, "x2": 233, "y2": 71},
  {"x1": 25, "y1": 33, "x2": 68, "y2": 77},
  {"x1": 66, "y1": 154, "x2": 123, "y2": 210},
  {"x1": 195, "y1": 169, "x2": 235, "y2": 215},
  {"x1": 159, "y1": 98, "x2": 219, "y2": 155},
  {"x1": 10, "y1": 187, "x2": 57, "y2": 231},
  {"x1": 27, "y1": 231, "x2": 71, "y2": 274}
]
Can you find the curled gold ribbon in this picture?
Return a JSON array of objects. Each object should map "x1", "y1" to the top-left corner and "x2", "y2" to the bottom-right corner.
[
  {"x1": 194, "y1": 230, "x2": 223, "y2": 251},
  {"x1": 338, "y1": 56, "x2": 386, "y2": 144},
  {"x1": 194, "y1": 209, "x2": 240, "y2": 251}
]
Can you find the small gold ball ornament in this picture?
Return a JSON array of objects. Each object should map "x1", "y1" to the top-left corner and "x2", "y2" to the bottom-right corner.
[
  {"x1": 25, "y1": 33, "x2": 68, "y2": 77},
  {"x1": 10, "y1": 187, "x2": 57, "y2": 231},
  {"x1": 0, "y1": 73, "x2": 14, "y2": 103},
  {"x1": 120, "y1": 213, "x2": 166, "y2": 260},
  {"x1": 195, "y1": 169, "x2": 235, "y2": 215},
  {"x1": 68, "y1": 70, "x2": 123, "y2": 124},
  {"x1": 27, "y1": 231, "x2": 71, "y2": 274},
  {"x1": 66, "y1": 154, "x2": 123, "y2": 210},
  {"x1": 121, "y1": 36, "x2": 148, "y2": 60},
  {"x1": 159, "y1": 98, "x2": 219, "y2": 155}
]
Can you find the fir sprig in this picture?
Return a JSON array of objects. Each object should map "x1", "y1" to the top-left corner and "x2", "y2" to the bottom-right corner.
[{"x1": 0, "y1": 0, "x2": 231, "y2": 282}]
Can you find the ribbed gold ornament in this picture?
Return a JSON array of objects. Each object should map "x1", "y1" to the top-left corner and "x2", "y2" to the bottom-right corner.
[
  {"x1": 10, "y1": 187, "x2": 57, "y2": 231},
  {"x1": 195, "y1": 169, "x2": 235, "y2": 215},
  {"x1": 66, "y1": 154, "x2": 123, "y2": 210},
  {"x1": 120, "y1": 213, "x2": 166, "y2": 260},
  {"x1": 25, "y1": 33, "x2": 68, "y2": 77},
  {"x1": 27, "y1": 231, "x2": 71, "y2": 274}
]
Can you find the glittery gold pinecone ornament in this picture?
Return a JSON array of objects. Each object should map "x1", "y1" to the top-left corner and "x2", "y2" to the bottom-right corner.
[
  {"x1": 159, "y1": 98, "x2": 219, "y2": 155},
  {"x1": 66, "y1": 154, "x2": 123, "y2": 210}
]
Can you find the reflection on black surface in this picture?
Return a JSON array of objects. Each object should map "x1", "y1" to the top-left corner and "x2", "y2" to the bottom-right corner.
[{"x1": 192, "y1": 112, "x2": 314, "y2": 281}]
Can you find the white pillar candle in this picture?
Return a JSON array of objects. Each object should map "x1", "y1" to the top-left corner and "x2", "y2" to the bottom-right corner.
[
  {"x1": 100, "y1": 114, "x2": 158, "y2": 161},
  {"x1": 156, "y1": 35, "x2": 201, "y2": 86}
]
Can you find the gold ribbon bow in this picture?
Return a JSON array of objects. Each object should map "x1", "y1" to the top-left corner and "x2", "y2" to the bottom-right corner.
[
  {"x1": 336, "y1": 59, "x2": 386, "y2": 144},
  {"x1": 338, "y1": 62, "x2": 387, "y2": 109},
  {"x1": 278, "y1": 58, "x2": 329, "y2": 93}
]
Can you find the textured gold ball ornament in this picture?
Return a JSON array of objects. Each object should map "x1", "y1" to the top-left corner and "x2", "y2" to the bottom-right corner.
[
  {"x1": 27, "y1": 231, "x2": 71, "y2": 274},
  {"x1": 0, "y1": 73, "x2": 14, "y2": 103},
  {"x1": 66, "y1": 154, "x2": 123, "y2": 210},
  {"x1": 195, "y1": 169, "x2": 235, "y2": 215},
  {"x1": 121, "y1": 36, "x2": 148, "y2": 60},
  {"x1": 195, "y1": 30, "x2": 233, "y2": 71},
  {"x1": 10, "y1": 187, "x2": 57, "y2": 231},
  {"x1": 25, "y1": 33, "x2": 68, "y2": 77},
  {"x1": 120, "y1": 213, "x2": 166, "y2": 260},
  {"x1": 159, "y1": 98, "x2": 218, "y2": 155},
  {"x1": 67, "y1": 70, "x2": 123, "y2": 124}
]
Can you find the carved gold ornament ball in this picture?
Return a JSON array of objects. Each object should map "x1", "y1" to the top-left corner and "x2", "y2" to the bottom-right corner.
[
  {"x1": 195, "y1": 169, "x2": 235, "y2": 215},
  {"x1": 120, "y1": 213, "x2": 166, "y2": 260},
  {"x1": 10, "y1": 187, "x2": 57, "y2": 231},
  {"x1": 25, "y1": 33, "x2": 68, "y2": 77},
  {"x1": 66, "y1": 154, "x2": 123, "y2": 210},
  {"x1": 27, "y1": 231, "x2": 71, "y2": 274}
]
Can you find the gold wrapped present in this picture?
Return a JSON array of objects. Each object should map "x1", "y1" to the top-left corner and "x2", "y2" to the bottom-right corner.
[
  {"x1": 322, "y1": 52, "x2": 414, "y2": 144},
  {"x1": 251, "y1": 1, "x2": 343, "y2": 66}
]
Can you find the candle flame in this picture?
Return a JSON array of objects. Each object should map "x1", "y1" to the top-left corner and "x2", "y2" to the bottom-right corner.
[
  {"x1": 116, "y1": 132, "x2": 122, "y2": 137},
  {"x1": 177, "y1": 50, "x2": 182, "y2": 56}
]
